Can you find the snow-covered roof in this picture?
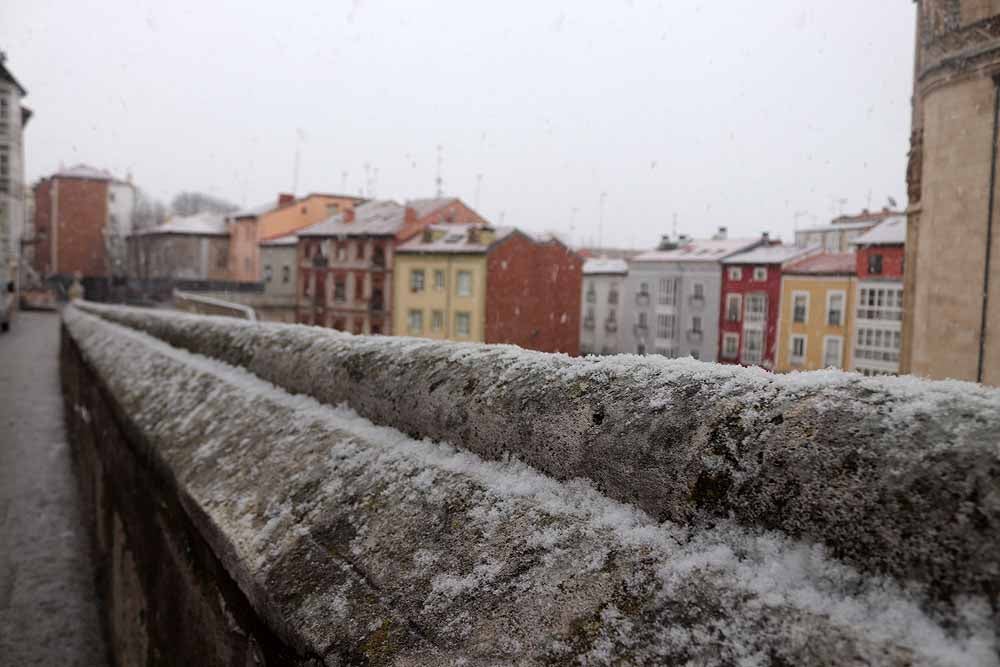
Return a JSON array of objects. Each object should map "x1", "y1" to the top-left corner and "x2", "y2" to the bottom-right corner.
[
  {"x1": 784, "y1": 252, "x2": 856, "y2": 275},
  {"x1": 632, "y1": 238, "x2": 761, "y2": 263},
  {"x1": 134, "y1": 212, "x2": 228, "y2": 236},
  {"x1": 405, "y1": 197, "x2": 457, "y2": 219},
  {"x1": 797, "y1": 221, "x2": 878, "y2": 234},
  {"x1": 261, "y1": 234, "x2": 299, "y2": 247},
  {"x1": 396, "y1": 224, "x2": 515, "y2": 253},
  {"x1": 851, "y1": 215, "x2": 907, "y2": 246},
  {"x1": 231, "y1": 200, "x2": 278, "y2": 219},
  {"x1": 54, "y1": 164, "x2": 114, "y2": 181},
  {"x1": 583, "y1": 257, "x2": 628, "y2": 275},
  {"x1": 299, "y1": 200, "x2": 405, "y2": 238},
  {"x1": 722, "y1": 244, "x2": 817, "y2": 265}
]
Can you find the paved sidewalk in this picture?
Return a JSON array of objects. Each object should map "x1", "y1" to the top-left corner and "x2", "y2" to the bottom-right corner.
[{"x1": 0, "y1": 311, "x2": 108, "y2": 665}]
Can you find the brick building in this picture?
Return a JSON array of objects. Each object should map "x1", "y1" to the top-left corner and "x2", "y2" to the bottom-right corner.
[
  {"x1": 718, "y1": 243, "x2": 816, "y2": 368},
  {"x1": 393, "y1": 224, "x2": 582, "y2": 354},
  {"x1": 297, "y1": 197, "x2": 487, "y2": 334},
  {"x1": 851, "y1": 216, "x2": 906, "y2": 377},
  {"x1": 32, "y1": 164, "x2": 136, "y2": 295},
  {"x1": 903, "y1": 0, "x2": 1000, "y2": 384}
]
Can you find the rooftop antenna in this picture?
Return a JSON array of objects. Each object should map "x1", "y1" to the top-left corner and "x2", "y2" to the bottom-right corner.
[
  {"x1": 793, "y1": 210, "x2": 809, "y2": 232},
  {"x1": 598, "y1": 192, "x2": 607, "y2": 248},
  {"x1": 341, "y1": 170, "x2": 348, "y2": 193},
  {"x1": 363, "y1": 162, "x2": 371, "y2": 197},
  {"x1": 498, "y1": 209, "x2": 506, "y2": 225},
  {"x1": 435, "y1": 145, "x2": 444, "y2": 197},
  {"x1": 292, "y1": 128, "x2": 304, "y2": 195},
  {"x1": 672, "y1": 212, "x2": 678, "y2": 239},
  {"x1": 570, "y1": 207, "x2": 578, "y2": 247},
  {"x1": 474, "y1": 173, "x2": 483, "y2": 210}
]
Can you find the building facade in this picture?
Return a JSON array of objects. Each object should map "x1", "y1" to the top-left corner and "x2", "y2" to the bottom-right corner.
[
  {"x1": 794, "y1": 209, "x2": 900, "y2": 253},
  {"x1": 228, "y1": 192, "x2": 366, "y2": 283},
  {"x1": 393, "y1": 224, "x2": 583, "y2": 354},
  {"x1": 623, "y1": 233, "x2": 762, "y2": 361},
  {"x1": 127, "y1": 212, "x2": 230, "y2": 283},
  {"x1": 297, "y1": 198, "x2": 488, "y2": 335},
  {"x1": 0, "y1": 55, "x2": 29, "y2": 291},
  {"x1": 851, "y1": 217, "x2": 906, "y2": 377},
  {"x1": 580, "y1": 258, "x2": 628, "y2": 355},
  {"x1": 719, "y1": 244, "x2": 817, "y2": 368},
  {"x1": 775, "y1": 252, "x2": 856, "y2": 373},
  {"x1": 32, "y1": 164, "x2": 136, "y2": 294},
  {"x1": 904, "y1": 0, "x2": 1000, "y2": 384}
]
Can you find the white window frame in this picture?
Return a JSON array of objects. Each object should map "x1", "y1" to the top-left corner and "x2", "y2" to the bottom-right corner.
[
  {"x1": 410, "y1": 269, "x2": 425, "y2": 293},
  {"x1": 408, "y1": 309, "x2": 423, "y2": 334},
  {"x1": 455, "y1": 311, "x2": 471, "y2": 337},
  {"x1": 431, "y1": 310, "x2": 445, "y2": 332},
  {"x1": 753, "y1": 266, "x2": 768, "y2": 282},
  {"x1": 725, "y1": 293, "x2": 742, "y2": 322},
  {"x1": 822, "y1": 335, "x2": 843, "y2": 368},
  {"x1": 722, "y1": 333, "x2": 739, "y2": 358},
  {"x1": 728, "y1": 267, "x2": 742, "y2": 281},
  {"x1": 745, "y1": 293, "x2": 767, "y2": 323},
  {"x1": 742, "y1": 329, "x2": 764, "y2": 364},
  {"x1": 456, "y1": 270, "x2": 473, "y2": 297},
  {"x1": 791, "y1": 291, "x2": 809, "y2": 324},
  {"x1": 789, "y1": 334, "x2": 807, "y2": 366},
  {"x1": 826, "y1": 290, "x2": 846, "y2": 327},
  {"x1": 434, "y1": 269, "x2": 446, "y2": 290}
]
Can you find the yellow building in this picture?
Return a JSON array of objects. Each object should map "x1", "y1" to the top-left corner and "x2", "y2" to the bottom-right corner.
[
  {"x1": 392, "y1": 225, "x2": 497, "y2": 342},
  {"x1": 776, "y1": 252, "x2": 856, "y2": 372}
]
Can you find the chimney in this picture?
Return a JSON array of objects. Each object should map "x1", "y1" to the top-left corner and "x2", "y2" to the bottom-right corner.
[
  {"x1": 344, "y1": 208, "x2": 356, "y2": 223},
  {"x1": 714, "y1": 226, "x2": 728, "y2": 240},
  {"x1": 761, "y1": 231, "x2": 770, "y2": 244},
  {"x1": 278, "y1": 193, "x2": 295, "y2": 207},
  {"x1": 422, "y1": 227, "x2": 434, "y2": 243},
  {"x1": 404, "y1": 206, "x2": 418, "y2": 226},
  {"x1": 468, "y1": 227, "x2": 479, "y2": 244}
]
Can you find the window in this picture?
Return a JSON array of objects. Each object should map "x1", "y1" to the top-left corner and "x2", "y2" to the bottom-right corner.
[
  {"x1": 334, "y1": 278, "x2": 346, "y2": 302},
  {"x1": 638, "y1": 312, "x2": 648, "y2": 329},
  {"x1": 408, "y1": 309, "x2": 423, "y2": 334},
  {"x1": 264, "y1": 264, "x2": 273, "y2": 283},
  {"x1": 857, "y1": 287, "x2": 903, "y2": 321},
  {"x1": 691, "y1": 316, "x2": 702, "y2": 332},
  {"x1": 728, "y1": 267, "x2": 742, "y2": 281},
  {"x1": 792, "y1": 292, "x2": 809, "y2": 323},
  {"x1": 108, "y1": 191, "x2": 116, "y2": 203},
  {"x1": 608, "y1": 287, "x2": 619, "y2": 305},
  {"x1": 753, "y1": 266, "x2": 767, "y2": 281},
  {"x1": 854, "y1": 326, "x2": 902, "y2": 364},
  {"x1": 790, "y1": 335, "x2": 806, "y2": 365},
  {"x1": 868, "y1": 254, "x2": 883, "y2": 275},
  {"x1": 607, "y1": 308, "x2": 617, "y2": 323},
  {"x1": 455, "y1": 311, "x2": 471, "y2": 336},
  {"x1": 823, "y1": 336, "x2": 843, "y2": 368},
  {"x1": 355, "y1": 276, "x2": 364, "y2": 300},
  {"x1": 745, "y1": 293, "x2": 766, "y2": 323},
  {"x1": 457, "y1": 270, "x2": 473, "y2": 296},
  {"x1": 827, "y1": 291, "x2": 845, "y2": 326},
  {"x1": 434, "y1": 269, "x2": 445, "y2": 290},
  {"x1": 336, "y1": 244, "x2": 347, "y2": 262},
  {"x1": 216, "y1": 247, "x2": 228, "y2": 269},
  {"x1": 692, "y1": 283, "x2": 704, "y2": 299},
  {"x1": 282, "y1": 266, "x2": 290, "y2": 283},
  {"x1": 742, "y1": 329, "x2": 764, "y2": 364},
  {"x1": 639, "y1": 282, "x2": 650, "y2": 296},
  {"x1": 722, "y1": 333, "x2": 739, "y2": 358},
  {"x1": 410, "y1": 269, "x2": 425, "y2": 292},
  {"x1": 726, "y1": 293, "x2": 742, "y2": 322},
  {"x1": 356, "y1": 242, "x2": 365, "y2": 260},
  {"x1": 658, "y1": 278, "x2": 676, "y2": 305},
  {"x1": 586, "y1": 282, "x2": 596, "y2": 302},
  {"x1": 656, "y1": 313, "x2": 675, "y2": 339},
  {"x1": 431, "y1": 310, "x2": 445, "y2": 332}
]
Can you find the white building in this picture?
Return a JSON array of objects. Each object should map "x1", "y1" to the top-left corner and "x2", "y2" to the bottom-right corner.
[
  {"x1": 622, "y1": 230, "x2": 762, "y2": 361},
  {"x1": 0, "y1": 54, "x2": 30, "y2": 289},
  {"x1": 851, "y1": 217, "x2": 906, "y2": 377},
  {"x1": 580, "y1": 257, "x2": 628, "y2": 355}
]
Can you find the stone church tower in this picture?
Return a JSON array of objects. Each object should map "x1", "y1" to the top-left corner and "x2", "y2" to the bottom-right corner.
[{"x1": 904, "y1": 0, "x2": 1000, "y2": 384}]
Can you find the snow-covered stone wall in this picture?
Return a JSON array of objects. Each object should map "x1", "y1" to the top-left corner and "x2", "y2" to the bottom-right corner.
[{"x1": 62, "y1": 302, "x2": 1000, "y2": 665}]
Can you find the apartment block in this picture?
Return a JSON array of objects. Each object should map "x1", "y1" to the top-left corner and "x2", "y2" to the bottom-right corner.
[
  {"x1": 775, "y1": 252, "x2": 856, "y2": 372},
  {"x1": 580, "y1": 258, "x2": 628, "y2": 355},
  {"x1": 0, "y1": 55, "x2": 30, "y2": 289},
  {"x1": 851, "y1": 216, "x2": 906, "y2": 377}
]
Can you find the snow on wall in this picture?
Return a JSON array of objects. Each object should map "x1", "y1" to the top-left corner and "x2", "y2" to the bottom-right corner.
[
  {"x1": 71, "y1": 300, "x2": 1000, "y2": 617},
  {"x1": 62, "y1": 305, "x2": 998, "y2": 665}
]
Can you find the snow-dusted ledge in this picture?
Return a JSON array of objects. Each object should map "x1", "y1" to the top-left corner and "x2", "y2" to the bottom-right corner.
[{"x1": 62, "y1": 303, "x2": 1000, "y2": 665}]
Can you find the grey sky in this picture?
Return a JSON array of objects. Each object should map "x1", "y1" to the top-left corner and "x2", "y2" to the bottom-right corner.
[{"x1": 3, "y1": 0, "x2": 915, "y2": 248}]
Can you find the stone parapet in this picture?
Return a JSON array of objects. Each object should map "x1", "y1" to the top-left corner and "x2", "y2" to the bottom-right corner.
[{"x1": 62, "y1": 303, "x2": 1000, "y2": 664}]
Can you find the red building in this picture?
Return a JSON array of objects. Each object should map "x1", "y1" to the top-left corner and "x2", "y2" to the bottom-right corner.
[
  {"x1": 719, "y1": 243, "x2": 817, "y2": 368},
  {"x1": 297, "y1": 197, "x2": 486, "y2": 334},
  {"x1": 849, "y1": 215, "x2": 906, "y2": 376},
  {"x1": 484, "y1": 231, "x2": 583, "y2": 355}
]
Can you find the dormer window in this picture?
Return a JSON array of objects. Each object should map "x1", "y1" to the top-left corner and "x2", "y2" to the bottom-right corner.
[
  {"x1": 422, "y1": 228, "x2": 434, "y2": 243},
  {"x1": 468, "y1": 228, "x2": 480, "y2": 244}
]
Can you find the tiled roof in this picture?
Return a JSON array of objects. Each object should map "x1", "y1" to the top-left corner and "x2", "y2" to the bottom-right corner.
[
  {"x1": 299, "y1": 200, "x2": 406, "y2": 237},
  {"x1": 633, "y1": 238, "x2": 761, "y2": 263},
  {"x1": 851, "y1": 216, "x2": 906, "y2": 246},
  {"x1": 396, "y1": 224, "x2": 515, "y2": 253},
  {"x1": 722, "y1": 244, "x2": 817, "y2": 265},
  {"x1": 134, "y1": 212, "x2": 228, "y2": 236},
  {"x1": 784, "y1": 252, "x2": 856, "y2": 275},
  {"x1": 405, "y1": 197, "x2": 457, "y2": 219}
]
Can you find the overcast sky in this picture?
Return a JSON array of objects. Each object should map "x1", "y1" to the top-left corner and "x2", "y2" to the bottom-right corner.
[{"x1": 3, "y1": 0, "x2": 915, "y2": 248}]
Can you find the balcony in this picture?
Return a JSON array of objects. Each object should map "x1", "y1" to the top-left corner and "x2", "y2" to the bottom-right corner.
[
  {"x1": 583, "y1": 317, "x2": 596, "y2": 331},
  {"x1": 689, "y1": 295, "x2": 705, "y2": 309},
  {"x1": 686, "y1": 330, "x2": 703, "y2": 344},
  {"x1": 311, "y1": 255, "x2": 329, "y2": 268},
  {"x1": 635, "y1": 292, "x2": 651, "y2": 307},
  {"x1": 605, "y1": 320, "x2": 618, "y2": 333},
  {"x1": 586, "y1": 291, "x2": 597, "y2": 304}
]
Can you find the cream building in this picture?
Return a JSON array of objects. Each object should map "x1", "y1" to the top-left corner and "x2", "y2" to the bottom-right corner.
[
  {"x1": 0, "y1": 55, "x2": 30, "y2": 290},
  {"x1": 904, "y1": 0, "x2": 1000, "y2": 385}
]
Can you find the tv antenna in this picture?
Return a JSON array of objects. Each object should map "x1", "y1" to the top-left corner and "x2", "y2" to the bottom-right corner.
[
  {"x1": 435, "y1": 145, "x2": 444, "y2": 197},
  {"x1": 474, "y1": 173, "x2": 483, "y2": 209}
]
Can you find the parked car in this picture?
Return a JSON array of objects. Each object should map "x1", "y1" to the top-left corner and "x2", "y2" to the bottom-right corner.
[{"x1": 1, "y1": 281, "x2": 14, "y2": 332}]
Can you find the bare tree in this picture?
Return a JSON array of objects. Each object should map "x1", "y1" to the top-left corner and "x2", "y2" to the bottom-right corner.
[
  {"x1": 170, "y1": 191, "x2": 238, "y2": 217},
  {"x1": 129, "y1": 188, "x2": 168, "y2": 282}
]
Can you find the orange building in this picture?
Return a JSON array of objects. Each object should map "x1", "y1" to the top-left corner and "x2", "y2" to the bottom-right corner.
[{"x1": 228, "y1": 192, "x2": 365, "y2": 282}]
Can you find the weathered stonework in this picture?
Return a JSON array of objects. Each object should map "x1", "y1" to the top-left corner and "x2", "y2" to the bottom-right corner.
[{"x1": 61, "y1": 304, "x2": 1000, "y2": 664}]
